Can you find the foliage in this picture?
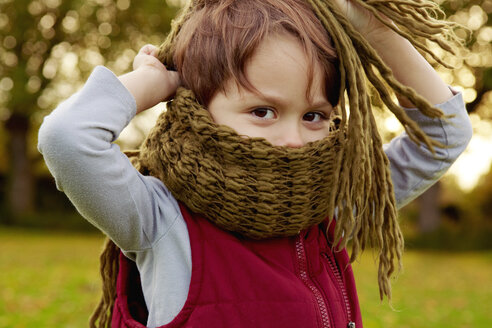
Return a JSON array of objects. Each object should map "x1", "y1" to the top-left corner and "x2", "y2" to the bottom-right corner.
[
  {"x1": 395, "y1": 170, "x2": 492, "y2": 251},
  {"x1": 463, "y1": 162, "x2": 492, "y2": 219},
  {"x1": 439, "y1": 0, "x2": 492, "y2": 113},
  {"x1": 372, "y1": 0, "x2": 492, "y2": 142},
  {"x1": 0, "y1": 0, "x2": 179, "y2": 120},
  {"x1": 0, "y1": 0, "x2": 179, "y2": 219},
  {"x1": 0, "y1": 0, "x2": 491, "y2": 234}
]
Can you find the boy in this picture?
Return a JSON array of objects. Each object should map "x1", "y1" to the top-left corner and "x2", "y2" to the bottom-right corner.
[{"x1": 39, "y1": 0, "x2": 472, "y2": 327}]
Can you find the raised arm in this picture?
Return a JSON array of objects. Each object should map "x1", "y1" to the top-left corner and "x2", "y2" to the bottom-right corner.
[
  {"x1": 333, "y1": 0, "x2": 472, "y2": 208},
  {"x1": 38, "y1": 46, "x2": 182, "y2": 251},
  {"x1": 334, "y1": 0, "x2": 453, "y2": 106}
]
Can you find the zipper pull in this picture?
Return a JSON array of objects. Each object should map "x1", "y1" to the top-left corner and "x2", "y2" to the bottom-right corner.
[{"x1": 348, "y1": 322, "x2": 356, "y2": 328}]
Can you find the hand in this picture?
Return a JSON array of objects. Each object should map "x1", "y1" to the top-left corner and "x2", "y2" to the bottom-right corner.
[
  {"x1": 332, "y1": 0, "x2": 393, "y2": 40},
  {"x1": 133, "y1": 44, "x2": 169, "y2": 73},
  {"x1": 133, "y1": 44, "x2": 181, "y2": 103},
  {"x1": 120, "y1": 44, "x2": 181, "y2": 113}
]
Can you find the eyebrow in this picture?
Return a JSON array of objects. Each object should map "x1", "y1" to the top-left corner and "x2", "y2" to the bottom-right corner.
[
  {"x1": 310, "y1": 100, "x2": 332, "y2": 109},
  {"x1": 253, "y1": 90, "x2": 331, "y2": 109}
]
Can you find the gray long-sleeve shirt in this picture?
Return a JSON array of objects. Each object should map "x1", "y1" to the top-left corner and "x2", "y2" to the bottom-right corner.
[{"x1": 38, "y1": 66, "x2": 472, "y2": 327}]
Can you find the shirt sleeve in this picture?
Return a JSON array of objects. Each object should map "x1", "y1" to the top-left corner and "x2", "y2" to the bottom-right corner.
[
  {"x1": 384, "y1": 87, "x2": 473, "y2": 209},
  {"x1": 37, "y1": 66, "x2": 182, "y2": 252}
]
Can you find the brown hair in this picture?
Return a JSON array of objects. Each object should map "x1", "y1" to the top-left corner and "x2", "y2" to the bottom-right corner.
[
  {"x1": 91, "y1": 4, "x2": 340, "y2": 327},
  {"x1": 172, "y1": 0, "x2": 340, "y2": 106},
  {"x1": 90, "y1": 0, "x2": 464, "y2": 326}
]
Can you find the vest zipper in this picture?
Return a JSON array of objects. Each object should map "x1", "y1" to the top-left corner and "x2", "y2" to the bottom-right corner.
[
  {"x1": 295, "y1": 235, "x2": 331, "y2": 328},
  {"x1": 324, "y1": 252, "x2": 356, "y2": 328}
]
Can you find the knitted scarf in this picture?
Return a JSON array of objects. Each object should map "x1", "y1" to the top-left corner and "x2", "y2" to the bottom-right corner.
[
  {"x1": 142, "y1": 0, "x2": 461, "y2": 299},
  {"x1": 91, "y1": 1, "x2": 464, "y2": 326},
  {"x1": 135, "y1": 87, "x2": 344, "y2": 239}
]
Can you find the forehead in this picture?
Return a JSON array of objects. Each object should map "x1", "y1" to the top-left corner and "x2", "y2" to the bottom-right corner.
[
  {"x1": 224, "y1": 32, "x2": 327, "y2": 106},
  {"x1": 174, "y1": 0, "x2": 338, "y2": 106}
]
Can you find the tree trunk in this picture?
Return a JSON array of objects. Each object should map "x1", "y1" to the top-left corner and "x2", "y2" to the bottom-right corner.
[
  {"x1": 417, "y1": 181, "x2": 441, "y2": 233},
  {"x1": 4, "y1": 113, "x2": 34, "y2": 222}
]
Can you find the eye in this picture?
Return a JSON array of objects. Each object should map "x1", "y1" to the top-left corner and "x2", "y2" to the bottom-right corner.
[
  {"x1": 303, "y1": 112, "x2": 326, "y2": 123},
  {"x1": 251, "y1": 107, "x2": 276, "y2": 119}
]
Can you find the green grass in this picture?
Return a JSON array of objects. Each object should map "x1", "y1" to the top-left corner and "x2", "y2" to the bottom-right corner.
[
  {"x1": 0, "y1": 229, "x2": 104, "y2": 328},
  {"x1": 0, "y1": 228, "x2": 490, "y2": 327},
  {"x1": 352, "y1": 250, "x2": 492, "y2": 327}
]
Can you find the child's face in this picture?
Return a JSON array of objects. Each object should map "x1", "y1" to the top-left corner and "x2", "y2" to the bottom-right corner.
[{"x1": 207, "y1": 32, "x2": 334, "y2": 148}]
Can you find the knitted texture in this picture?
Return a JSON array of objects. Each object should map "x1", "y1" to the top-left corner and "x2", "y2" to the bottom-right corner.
[
  {"x1": 151, "y1": 0, "x2": 463, "y2": 301},
  {"x1": 91, "y1": 0, "x2": 465, "y2": 326},
  {"x1": 137, "y1": 88, "x2": 344, "y2": 239}
]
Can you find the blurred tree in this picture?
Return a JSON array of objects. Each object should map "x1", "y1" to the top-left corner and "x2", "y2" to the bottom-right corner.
[
  {"x1": 404, "y1": 0, "x2": 492, "y2": 233},
  {"x1": 464, "y1": 162, "x2": 492, "y2": 221},
  {"x1": 0, "y1": 0, "x2": 179, "y2": 222},
  {"x1": 417, "y1": 182, "x2": 442, "y2": 233},
  {"x1": 1, "y1": 0, "x2": 491, "y2": 230},
  {"x1": 440, "y1": 0, "x2": 492, "y2": 114}
]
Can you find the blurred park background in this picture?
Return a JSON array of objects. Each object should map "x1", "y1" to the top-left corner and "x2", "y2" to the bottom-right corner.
[{"x1": 0, "y1": 0, "x2": 491, "y2": 327}]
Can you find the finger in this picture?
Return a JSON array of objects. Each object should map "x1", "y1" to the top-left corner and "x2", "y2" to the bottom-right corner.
[{"x1": 138, "y1": 44, "x2": 157, "y2": 56}]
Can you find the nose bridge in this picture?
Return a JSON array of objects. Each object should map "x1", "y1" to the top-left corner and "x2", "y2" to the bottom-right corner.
[{"x1": 278, "y1": 118, "x2": 304, "y2": 148}]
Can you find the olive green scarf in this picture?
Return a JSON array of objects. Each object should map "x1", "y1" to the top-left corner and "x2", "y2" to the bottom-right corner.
[
  {"x1": 135, "y1": 87, "x2": 344, "y2": 239},
  {"x1": 90, "y1": 2, "x2": 465, "y2": 326},
  {"x1": 129, "y1": 0, "x2": 462, "y2": 301}
]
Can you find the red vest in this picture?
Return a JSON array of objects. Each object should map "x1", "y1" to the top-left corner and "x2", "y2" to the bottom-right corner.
[{"x1": 112, "y1": 204, "x2": 362, "y2": 328}]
